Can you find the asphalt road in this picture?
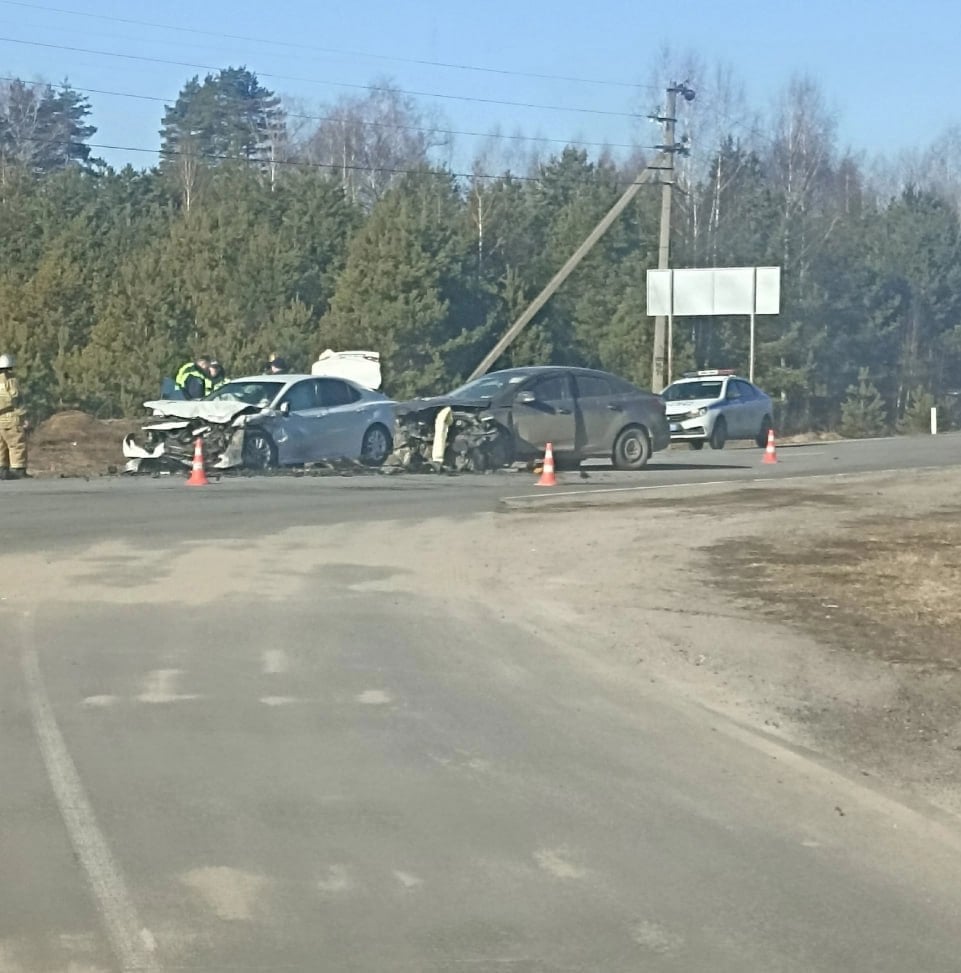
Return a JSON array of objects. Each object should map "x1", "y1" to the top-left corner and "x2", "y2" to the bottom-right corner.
[
  {"x1": 3, "y1": 434, "x2": 961, "y2": 971},
  {"x1": 4, "y1": 432, "x2": 961, "y2": 552}
]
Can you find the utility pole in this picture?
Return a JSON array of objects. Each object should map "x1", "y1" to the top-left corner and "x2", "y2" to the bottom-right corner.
[
  {"x1": 651, "y1": 82, "x2": 694, "y2": 392},
  {"x1": 467, "y1": 157, "x2": 665, "y2": 381}
]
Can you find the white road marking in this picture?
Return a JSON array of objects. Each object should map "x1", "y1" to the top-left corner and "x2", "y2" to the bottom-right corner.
[
  {"x1": 393, "y1": 870, "x2": 423, "y2": 889},
  {"x1": 502, "y1": 477, "x2": 733, "y2": 503},
  {"x1": 501, "y1": 464, "x2": 954, "y2": 504},
  {"x1": 137, "y1": 669, "x2": 199, "y2": 704},
  {"x1": 259, "y1": 696, "x2": 301, "y2": 706},
  {"x1": 19, "y1": 612, "x2": 162, "y2": 973},
  {"x1": 57, "y1": 931, "x2": 100, "y2": 953},
  {"x1": 316, "y1": 865, "x2": 352, "y2": 893},
  {"x1": 261, "y1": 649, "x2": 289, "y2": 675},
  {"x1": 631, "y1": 919, "x2": 683, "y2": 954},
  {"x1": 534, "y1": 848, "x2": 587, "y2": 880},
  {"x1": 357, "y1": 689, "x2": 392, "y2": 705},
  {"x1": 180, "y1": 867, "x2": 268, "y2": 922},
  {"x1": 82, "y1": 695, "x2": 119, "y2": 708}
]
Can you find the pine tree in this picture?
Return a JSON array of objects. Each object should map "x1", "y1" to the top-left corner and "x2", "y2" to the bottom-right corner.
[
  {"x1": 159, "y1": 68, "x2": 286, "y2": 208},
  {"x1": 321, "y1": 171, "x2": 481, "y2": 398},
  {"x1": 0, "y1": 78, "x2": 97, "y2": 175},
  {"x1": 839, "y1": 368, "x2": 888, "y2": 438},
  {"x1": 896, "y1": 387, "x2": 935, "y2": 434}
]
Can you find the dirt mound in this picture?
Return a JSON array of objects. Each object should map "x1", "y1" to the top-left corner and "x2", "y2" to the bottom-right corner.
[
  {"x1": 29, "y1": 411, "x2": 143, "y2": 477},
  {"x1": 33, "y1": 410, "x2": 110, "y2": 445}
]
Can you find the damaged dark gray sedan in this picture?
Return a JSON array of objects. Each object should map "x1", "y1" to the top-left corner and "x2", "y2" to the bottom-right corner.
[{"x1": 392, "y1": 366, "x2": 670, "y2": 472}]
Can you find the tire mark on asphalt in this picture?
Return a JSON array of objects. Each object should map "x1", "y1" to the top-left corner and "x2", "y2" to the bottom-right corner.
[{"x1": 19, "y1": 611, "x2": 162, "y2": 973}]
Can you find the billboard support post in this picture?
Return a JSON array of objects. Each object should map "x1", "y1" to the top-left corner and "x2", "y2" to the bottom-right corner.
[{"x1": 647, "y1": 266, "x2": 780, "y2": 384}]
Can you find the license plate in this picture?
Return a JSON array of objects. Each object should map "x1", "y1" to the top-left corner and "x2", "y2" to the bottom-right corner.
[{"x1": 669, "y1": 423, "x2": 681, "y2": 433}]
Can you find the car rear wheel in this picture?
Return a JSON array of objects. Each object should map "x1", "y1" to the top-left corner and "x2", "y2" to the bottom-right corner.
[
  {"x1": 709, "y1": 417, "x2": 727, "y2": 451},
  {"x1": 688, "y1": 440, "x2": 704, "y2": 451},
  {"x1": 242, "y1": 428, "x2": 278, "y2": 470},
  {"x1": 361, "y1": 423, "x2": 393, "y2": 466},
  {"x1": 612, "y1": 425, "x2": 651, "y2": 470},
  {"x1": 756, "y1": 415, "x2": 773, "y2": 449}
]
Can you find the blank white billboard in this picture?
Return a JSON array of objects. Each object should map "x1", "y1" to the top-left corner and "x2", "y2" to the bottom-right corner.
[
  {"x1": 646, "y1": 269, "x2": 673, "y2": 316},
  {"x1": 755, "y1": 266, "x2": 781, "y2": 315},
  {"x1": 646, "y1": 267, "x2": 781, "y2": 316}
]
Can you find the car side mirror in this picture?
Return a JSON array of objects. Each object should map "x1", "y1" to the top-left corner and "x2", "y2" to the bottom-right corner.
[
  {"x1": 515, "y1": 390, "x2": 536, "y2": 405},
  {"x1": 280, "y1": 401, "x2": 291, "y2": 415}
]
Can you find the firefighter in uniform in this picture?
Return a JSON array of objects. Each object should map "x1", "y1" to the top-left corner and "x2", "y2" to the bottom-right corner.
[
  {"x1": 175, "y1": 355, "x2": 212, "y2": 400},
  {"x1": 0, "y1": 353, "x2": 28, "y2": 479}
]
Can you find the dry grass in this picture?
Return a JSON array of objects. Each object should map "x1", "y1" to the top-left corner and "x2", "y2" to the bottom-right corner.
[{"x1": 714, "y1": 508, "x2": 961, "y2": 669}]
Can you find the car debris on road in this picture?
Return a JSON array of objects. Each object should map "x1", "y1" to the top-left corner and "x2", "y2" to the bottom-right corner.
[{"x1": 390, "y1": 399, "x2": 514, "y2": 473}]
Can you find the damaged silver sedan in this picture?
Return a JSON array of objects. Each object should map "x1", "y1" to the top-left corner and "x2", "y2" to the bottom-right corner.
[{"x1": 123, "y1": 369, "x2": 395, "y2": 473}]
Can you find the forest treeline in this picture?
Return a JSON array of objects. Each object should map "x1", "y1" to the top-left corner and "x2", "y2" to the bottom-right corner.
[{"x1": 2, "y1": 67, "x2": 960, "y2": 432}]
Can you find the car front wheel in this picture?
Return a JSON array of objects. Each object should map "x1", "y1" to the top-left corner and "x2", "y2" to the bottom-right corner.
[
  {"x1": 612, "y1": 425, "x2": 651, "y2": 470},
  {"x1": 242, "y1": 428, "x2": 278, "y2": 470},
  {"x1": 709, "y1": 417, "x2": 727, "y2": 450},
  {"x1": 361, "y1": 423, "x2": 393, "y2": 466},
  {"x1": 688, "y1": 440, "x2": 704, "y2": 451}
]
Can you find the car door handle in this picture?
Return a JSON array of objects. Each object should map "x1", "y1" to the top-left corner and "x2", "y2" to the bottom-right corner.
[
  {"x1": 606, "y1": 403, "x2": 623, "y2": 412},
  {"x1": 556, "y1": 407, "x2": 572, "y2": 415}
]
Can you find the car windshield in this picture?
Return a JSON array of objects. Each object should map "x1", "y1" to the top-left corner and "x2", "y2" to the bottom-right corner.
[
  {"x1": 206, "y1": 381, "x2": 285, "y2": 408},
  {"x1": 446, "y1": 372, "x2": 530, "y2": 401},
  {"x1": 663, "y1": 380, "x2": 723, "y2": 401}
]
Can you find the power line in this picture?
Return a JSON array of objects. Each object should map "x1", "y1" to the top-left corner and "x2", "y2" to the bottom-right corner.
[
  {"x1": 0, "y1": 35, "x2": 646, "y2": 120},
  {"x1": 18, "y1": 134, "x2": 656, "y2": 186},
  {"x1": 0, "y1": 75, "x2": 654, "y2": 153},
  {"x1": 0, "y1": 0, "x2": 656, "y2": 92}
]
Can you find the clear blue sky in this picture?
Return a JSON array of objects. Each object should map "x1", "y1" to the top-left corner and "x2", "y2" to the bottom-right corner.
[{"x1": 0, "y1": 0, "x2": 954, "y2": 172}]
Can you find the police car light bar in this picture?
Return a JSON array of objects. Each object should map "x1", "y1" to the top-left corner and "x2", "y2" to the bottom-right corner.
[{"x1": 682, "y1": 369, "x2": 736, "y2": 378}]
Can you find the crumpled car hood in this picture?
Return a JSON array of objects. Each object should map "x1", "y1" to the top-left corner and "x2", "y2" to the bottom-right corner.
[
  {"x1": 141, "y1": 400, "x2": 261, "y2": 424},
  {"x1": 395, "y1": 395, "x2": 491, "y2": 416}
]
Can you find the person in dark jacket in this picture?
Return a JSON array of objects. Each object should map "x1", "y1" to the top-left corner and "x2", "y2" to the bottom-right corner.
[
  {"x1": 208, "y1": 360, "x2": 228, "y2": 391},
  {"x1": 265, "y1": 353, "x2": 289, "y2": 375},
  {"x1": 175, "y1": 356, "x2": 212, "y2": 399}
]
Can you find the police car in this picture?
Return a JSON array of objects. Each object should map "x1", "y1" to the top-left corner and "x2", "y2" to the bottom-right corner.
[{"x1": 662, "y1": 370, "x2": 773, "y2": 450}]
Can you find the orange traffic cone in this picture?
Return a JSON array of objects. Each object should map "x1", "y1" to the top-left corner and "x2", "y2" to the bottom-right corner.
[
  {"x1": 762, "y1": 427, "x2": 778, "y2": 465},
  {"x1": 186, "y1": 437, "x2": 210, "y2": 486},
  {"x1": 536, "y1": 442, "x2": 557, "y2": 487}
]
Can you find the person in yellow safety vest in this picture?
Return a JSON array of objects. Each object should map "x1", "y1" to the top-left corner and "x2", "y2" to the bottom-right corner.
[
  {"x1": 0, "y1": 352, "x2": 29, "y2": 480},
  {"x1": 208, "y1": 360, "x2": 228, "y2": 392},
  {"x1": 175, "y1": 355, "x2": 213, "y2": 400}
]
